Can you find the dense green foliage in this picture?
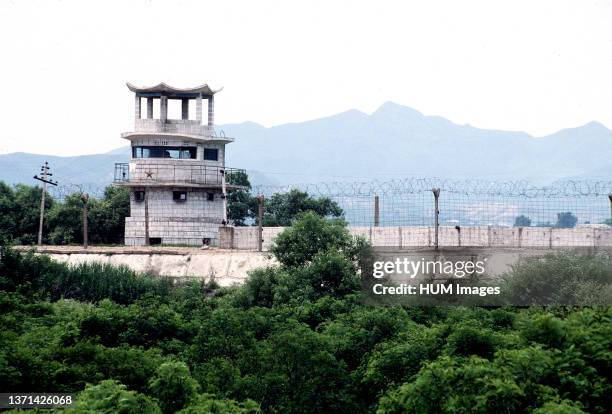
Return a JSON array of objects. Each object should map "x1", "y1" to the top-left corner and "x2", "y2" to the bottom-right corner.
[
  {"x1": 0, "y1": 215, "x2": 610, "y2": 413},
  {"x1": 555, "y1": 212, "x2": 578, "y2": 228},
  {"x1": 226, "y1": 173, "x2": 343, "y2": 226},
  {"x1": 261, "y1": 189, "x2": 343, "y2": 226},
  {"x1": 0, "y1": 182, "x2": 130, "y2": 245},
  {"x1": 514, "y1": 214, "x2": 532, "y2": 227},
  {"x1": 0, "y1": 182, "x2": 53, "y2": 244},
  {"x1": 226, "y1": 171, "x2": 258, "y2": 227},
  {"x1": 501, "y1": 252, "x2": 612, "y2": 306}
]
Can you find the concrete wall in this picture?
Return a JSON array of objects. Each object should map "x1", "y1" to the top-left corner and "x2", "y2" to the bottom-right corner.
[
  {"x1": 26, "y1": 247, "x2": 275, "y2": 287},
  {"x1": 24, "y1": 245, "x2": 612, "y2": 287},
  {"x1": 125, "y1": 188, "x2": 224, "y2": 246},
  {"x1": 222, "y1": 224, "x2": 612, "y2": 251}
]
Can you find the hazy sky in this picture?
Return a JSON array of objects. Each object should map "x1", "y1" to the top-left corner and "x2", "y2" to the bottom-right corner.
[{"x1": 1, "y1": 0, "x2": 611, "y2": 156}]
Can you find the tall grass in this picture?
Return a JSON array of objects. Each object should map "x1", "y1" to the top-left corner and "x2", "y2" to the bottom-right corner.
[
  {"x1": 501, "y1": 252, "x2": 612, "y2": 306},
  {"x1": 0, "y1": 247, "x2": 172, "y2": 304}
]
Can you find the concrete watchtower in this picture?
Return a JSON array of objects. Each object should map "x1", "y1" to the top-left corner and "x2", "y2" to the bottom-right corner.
[{"x1": 115, "y1": 82, "x2": 244, "y2": 246}]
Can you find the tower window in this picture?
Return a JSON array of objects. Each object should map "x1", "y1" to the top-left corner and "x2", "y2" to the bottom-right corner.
[
  {"x1": 207, "y1": 192, "x2": 215, "y2": 201},
  {"x1": 134, "y1": 191, "x2": 145, "y2": 202},
  {"x1": 204, "y1": 148, "x2": 219, "y2": 161},
  {"x1": 173, "y1": 191, "x2": 187, "y2": 202},
  {"x1": 133, "y1": 146, "x2": 196, "y2": 159}
]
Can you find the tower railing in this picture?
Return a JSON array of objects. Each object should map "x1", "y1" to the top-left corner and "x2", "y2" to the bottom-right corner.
[{"x1": 114, "y1": 162, "x2": 245, "y2": 187}]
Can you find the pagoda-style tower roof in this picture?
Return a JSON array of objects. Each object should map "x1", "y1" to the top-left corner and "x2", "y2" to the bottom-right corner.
[
  {"x1": 122, "y1": 81, "x2": 231, "y2": 142},
  {"x1": 126, "y1": 82, "x2": 222, "y2": 97}
]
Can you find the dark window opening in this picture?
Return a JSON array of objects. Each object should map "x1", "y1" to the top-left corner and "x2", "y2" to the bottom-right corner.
[
  {"x1": 207, "y1": 192, "x2": 215, "y2": 201},
  {"x1": 133, "y1": 146, "x2": 197, "y2": 159},
  {"x1": 134, "y1": 191, "x2": 145, "y2": 202},
  {"x1": 173, "y1": 191, "x2": 187, "y2": 202},
  {"x1": 203, "y1": 148, "x2": 219, "y2": 161},
  {"x1": 202, "y1": 238, "x2": 211, "y2": 246},
  {"x1": 149, "y1": 237, "x2": 162, "y2": 246}
]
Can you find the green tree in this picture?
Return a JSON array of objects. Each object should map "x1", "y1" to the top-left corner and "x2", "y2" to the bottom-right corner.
[
  {"x1": 226, "y1": 172, "x2": 343, "y2": 227},
  {"x1": 377, "y1": 356, "x2": 526, "y2": 414},
  {"x1": 269, "y1": 211, "x2": 368, "y2": 268},
  {"x1": 12, "y1": 183, "x2": 54, "y2": 244},
  {"x1": 514, "y1": 214, "x2": 531, "y2": 227},
  {"x1": 177, "y1": 394, "x2": 260, "y2": 414},
  {"x1": 46, "y1": 186, "x2": 129, "y2": 245},
  {"x1": 444, "y1": 322, "x2": 498, "y2": 359},
  {"x1": 273, "y1": 250, "x2": 360, "y2": 303},
  {"x1": 67, "y1": 379, "x2": 161, "y2": 414},
  {"x1": 226, "y1": 171, "x2": 258, "y2": 226},
  {"x1": 361, "y1": 324, "x2": 442, "y2": 391},
  {"x1": 0, "y1": 182, "x2": 17, "y2": 242},
  {"x1": 532, "y1": 401, "x2": 587, "y2": 414},
  {"x1": 0, "y1": 182, "x2": 128, "y2": 246},
  {"x1": 89, "y1": 186, "x2": 130, "y2": 244},
  {"x1": 149, "y1": 362, "x2": 200, "y2": 414},
  {"x1": 47, "y1": 193, "x2": 86, "y2": 244},
  {"x1": 239, "y1": 322, "x2": 355, "y2": 414},
  {"x1": 262, "y1": 189, "x2": 343, "y2": 226},
  {"x1": 555, "y1": 212, "x2": 578, "y2": 228}
]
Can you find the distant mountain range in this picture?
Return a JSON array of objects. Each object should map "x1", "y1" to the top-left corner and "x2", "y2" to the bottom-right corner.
[{"x1": 2, "y1": 102, "x2": 612, "y2": 189}]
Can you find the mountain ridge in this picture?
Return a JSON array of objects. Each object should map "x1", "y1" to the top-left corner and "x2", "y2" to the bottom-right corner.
[{"x1": 2, "y1": 102, "x2": 611, "y2": 188}]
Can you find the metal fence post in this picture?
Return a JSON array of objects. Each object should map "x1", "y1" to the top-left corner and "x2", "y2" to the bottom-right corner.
[
  {"x1": 221, "y1": 169, "x2": 228, "y2": 225},
  {"x1": 257, "y1": 195, "x2": 264, "y2": 252},
  {"x1": 81, "y1": 193, "x2": 89, "y2": 249},
  {"x1": 432, "y1": 188, "x2": 440, "y2": 251},
  {"x1": 374, "y1": 195, "x2": 380, "y2": 227},
  {"x1": 455, "y1": 225, "x2": 461, "y2": 247}
]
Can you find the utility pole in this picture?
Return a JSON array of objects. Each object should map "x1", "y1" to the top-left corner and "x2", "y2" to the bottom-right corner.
[
  {"x1": 81, "y1": 193, "x2": 89, "y2": 249},
  {"x1": 33, "y1": 162, "x2": 58, "y2": 246}
]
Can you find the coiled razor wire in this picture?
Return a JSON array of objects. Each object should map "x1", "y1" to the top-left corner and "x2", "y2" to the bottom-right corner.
[
  {"x1": 252, "y1": 179, "x2": 612, "y2": 198},
  {"x1": 43, "y1": 179, "x2": 612, "y2": 200}
]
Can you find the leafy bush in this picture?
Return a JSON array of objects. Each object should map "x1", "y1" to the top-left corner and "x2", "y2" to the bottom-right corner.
[
  {"x1": 269, "y1": 211, "x2": 368, "y2": 268},
  {"x1": 149, "y1": 362, "x2": 200, "y2": 414},
  {"x1": 444, "y1": 322, "x2": 498, "y2": 359},
  {"x1": 66, "y1": 379, "x2": 161, "y2": 413},
  {"x1": 501, "y1": 253, "x2": 612, "y2": 305}
]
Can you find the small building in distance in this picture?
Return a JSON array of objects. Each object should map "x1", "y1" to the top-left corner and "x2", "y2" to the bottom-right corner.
[{"x1": 114, "y1": 82, "x2": 245, "y2": 246}]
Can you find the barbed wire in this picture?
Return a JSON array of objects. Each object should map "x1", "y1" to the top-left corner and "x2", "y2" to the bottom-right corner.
[
  {"x1": 48, "y1": 183, "x2": 106, "y2": 200},
  {"x1": 252, "y1": 179, "x2": 612, "y2": 198},
  {"x1": 44, "y1": 179, "x2": 612, "y2": 201}
]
